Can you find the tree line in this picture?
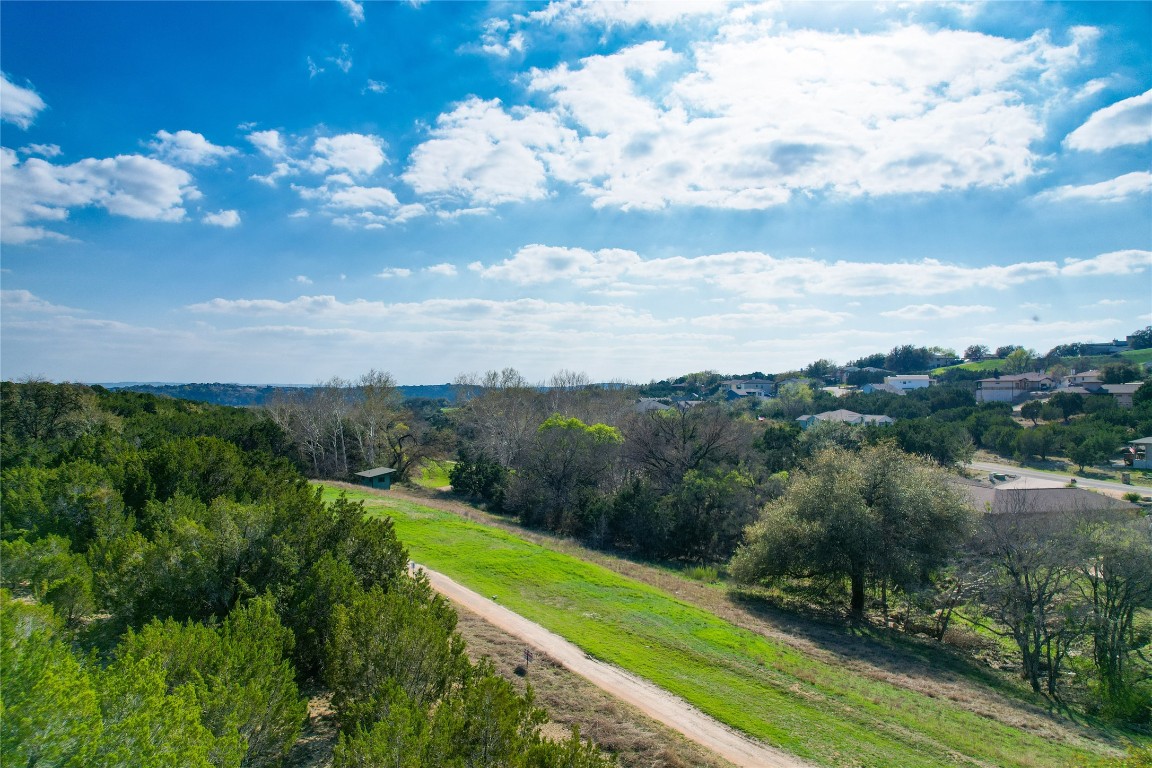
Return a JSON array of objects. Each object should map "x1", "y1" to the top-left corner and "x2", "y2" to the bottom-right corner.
[
  {"x1": 0, "y1": 380, "x2": 613, "y2": 767},
  {"x1": 438, "y1": 369, "x2": 1151, "y2": 721}
]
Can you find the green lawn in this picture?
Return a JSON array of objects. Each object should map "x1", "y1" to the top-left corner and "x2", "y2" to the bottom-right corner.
[
  {"x1": 323, "y1": 486, "x2": 1127, "y2": 768},
  {"x1": 1122, "y1": 348, "x2": 1152, "y2": 365}
]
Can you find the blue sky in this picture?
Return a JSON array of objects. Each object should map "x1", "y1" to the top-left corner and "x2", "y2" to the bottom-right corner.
[{"x1": 2, "y1": 1, "x2": 1149, "y2": 385}]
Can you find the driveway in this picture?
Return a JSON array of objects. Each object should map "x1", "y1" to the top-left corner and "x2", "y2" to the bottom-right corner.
[
  {"x1": 967, "y1": 460, "x2": 1144, "y2": 496},
  {"x1": 412, "y1": 564, "x2": 813, "y2": 768}
]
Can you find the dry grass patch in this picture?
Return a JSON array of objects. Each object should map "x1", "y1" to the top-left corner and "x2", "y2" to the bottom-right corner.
[{"x1": 453, "y1": 606, "x2": 736, "y2": 768}]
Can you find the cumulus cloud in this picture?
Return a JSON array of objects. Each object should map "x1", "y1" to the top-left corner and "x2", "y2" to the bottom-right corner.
[
  {"x1": 294, "y1": 275, "x2": 313, "y2": 285},
  {"x1": 403, "y1": 97, "x2": 570, "y2": 205},
  {"x1": 408, "y1": 22, "x2": 1089, "y2": 211},
  {"x1": 248, "y1": 129, "x2": 287, "y2": 158},
  {"x1": 376, "y1": 267, "x2": 412, "y2": 279},
  {"x1": 1036, "y1": 171, "x2": 1152, "y2": 204},
  {"x1": 880, "y1": 304, "x2": 996, "y2": 320},
  {"x1": 310, "y1": 133, "x2": 386, "y2": 176},
  {"x1": 425, "y1": 263, "x2": 458, "y2": 276},
  {"x1": 364, "y1": 79, "x2": 387, "y2": 94},
  {"x1": 150, "y1": 130, "x2": 237, "y2": 165},
  {"x1": 203, "y1": 209, "x2": 241, "y2": 227},
  {"x1": 2, "y1": 147, "x2": 198, "y2": 244},
  {"x1": 1, "y1": 73, "x2": 46, "y2": 129},
  {"x1": 1064, "y1": 89, "x2": 1152, "y2": 151}
]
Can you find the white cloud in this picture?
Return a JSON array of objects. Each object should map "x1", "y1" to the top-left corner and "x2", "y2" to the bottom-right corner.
[
  {"x1": 364, "y1": 79, "x2": 387, "y2": 94},
  {"x1": 0, "y1": 289, "x2": 84, "y2": 314},
  {"x1": 425, "y1": 263, "x2": 458, "y2": 276},
  {"x1": 880, "y1": 304, "x2": 995, "y2": 320},
  {"x1": 403, "y1": 97, "x2": 571, "y2": 205},
  {"x1": 203, "y1": 209, "x2": 241, "y2": 228},
  {"x1": 310, "y1": 133, "x2": 386, "y2": 176},
  {"x1": 1036, "y1": 172, "x2": 1152, "y2": 204},
  {"x1": 1060, "y1": 250, "x2": 1152, "y2": 277},
  {"x1": 328, "y1": 44, "x2": 353, "y2": 74},
  {"x1": 294, "y1": 275, "x2": 313, "y2": 285},
  {"x1": 1, "y1": 147, "x2": 198, "y2": 244},
  {"x1": 288, "y1": 208, "x2": 310, "y2": 218},
  {"x1": 376, "y1": 268, "x2": 412, "y2": 279},
  {"x1": 248, "y1": 129, "x2": 286, "y2": 158},
  {"x1": 410, "y1": 22, "x2": 1091, "y2": 211},
  {"x1": 308, "y1": 57, "x2": 324, "y2": 78},
  {"x1": 150, "y1": 130, "x2": 237, "y2": 165},
  {"x1": 339, "y1": 0, "x2": 364, "y2": 25},
  {"x1": 1064, "y1": 89, "x2": 1152, "y2": 151},
  {"x1": 325, "y1": 185, "x2": 399, "y2": 209},
  {"x1": 471, "y1": 244, "x2": 1067, "y2": 298},
  {"x1": 1, "y1": 73, "x2": 46, "y2": 129},
  {"x1": 19, "y1": 143, "x2": 61, "y2": 158}
]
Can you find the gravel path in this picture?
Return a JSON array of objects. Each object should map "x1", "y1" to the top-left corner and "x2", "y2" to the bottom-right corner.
[{"x1": 413, "y1": 564, "x2": 813, "y2": 768}]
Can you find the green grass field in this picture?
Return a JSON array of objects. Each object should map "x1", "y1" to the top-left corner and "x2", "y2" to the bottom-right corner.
[
  {"x1": 411, "y1": 459, "x2": 454, "y2": 489},
  {"x1": 322, "y1": 485, "x2": 1129, "y2": 768}
]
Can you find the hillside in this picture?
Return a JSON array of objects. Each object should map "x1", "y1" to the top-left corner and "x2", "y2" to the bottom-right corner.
[{"x1": 328, "y1": 482, "x2": 1139, "y2": 768}]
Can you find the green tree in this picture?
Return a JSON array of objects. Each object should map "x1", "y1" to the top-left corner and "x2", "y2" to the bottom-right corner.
[
  {"x1": 327, "y1": 579, "x2": 466, "y2": 732},
  {"x1": 731, "y1": 444, "x2": 975, "y2": 619},
  {"x1": 1, "y1": 594, "x2": 101, "y2": 768},
  {"x1": 1100, "y1": 361, "x2": 1144, "y2": 384},
  {"x1": 964, "y1": 344, "x2": 990, "y2": 360},
  {"x1": 1128, "y1": 326, "x2": 1152, "y2": 350},
  {"x1": 116, "y1": 597, "x2": 307, "y2": 767},
  {"x1": 1068, "y1": 433, "x2": 1116, "y2": 471},
  {"x1": 1074, "y1": 517, "x2": 1152, "y2": 720},
  {"x1": 1046, "y1": 391, "x2": 1085, "y2": 424},
  {"x1": 1003, "y1": 348, "x2": 1036, "y2": 374},
  {"x1": 506, "y1": 414, "x2": 623, "y2": 535},
  {"x1": 1020, "y1": 400, "x2": 1043, "y2": 425},
  {"x1": 884, "y1": 345, "x2": 932, "y2": 374}
]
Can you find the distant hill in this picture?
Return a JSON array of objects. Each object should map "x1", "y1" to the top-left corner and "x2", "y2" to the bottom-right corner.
[{"x1": 104, "y1": 382, "x2": 459, "y2": 406}]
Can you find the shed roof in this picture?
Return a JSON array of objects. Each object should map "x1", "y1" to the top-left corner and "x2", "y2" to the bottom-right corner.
[{"x1": 354, "y1": 467, "x2": 397, "y2": 478}]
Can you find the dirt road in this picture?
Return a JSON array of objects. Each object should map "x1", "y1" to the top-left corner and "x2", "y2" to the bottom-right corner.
[{"x1": 414, "y1": 564, "x2": 812, "y2": 768}]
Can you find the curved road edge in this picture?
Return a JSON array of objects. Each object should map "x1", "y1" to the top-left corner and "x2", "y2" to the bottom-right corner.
[{"x1": 412, "y1": 564, "x2": 813, "y2": 768}]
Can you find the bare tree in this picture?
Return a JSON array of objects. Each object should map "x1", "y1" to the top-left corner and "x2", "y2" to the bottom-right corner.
[{"x1": 970, "y1": 500, "x2": 1082, "y2": 696}]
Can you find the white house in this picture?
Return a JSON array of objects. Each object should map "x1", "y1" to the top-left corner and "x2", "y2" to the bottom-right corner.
[{"x1": 883, "y1": 375, "x2": 931, "y2": 391}]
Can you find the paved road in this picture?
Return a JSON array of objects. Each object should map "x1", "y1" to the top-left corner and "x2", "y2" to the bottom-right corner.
[
  {"x1": 968, "y1": 460, "x2": 1144, "y2": 496},
  {"x1": 413, "y1": 565, "x2": 812, "y2": 768}
]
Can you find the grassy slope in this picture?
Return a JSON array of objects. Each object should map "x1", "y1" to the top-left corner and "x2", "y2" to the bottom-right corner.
[
  {"x1": 934, "y1": 348, "x2": 1152, "y2": 376},
  {"x1": 324, "y1": 486, "x2": 1128, "y2": 768}
]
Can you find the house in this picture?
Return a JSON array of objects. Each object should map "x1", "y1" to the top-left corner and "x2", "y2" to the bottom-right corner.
[
  {"x1": 1063, "y1": 369, "x2": 1101, "y2": 388},
  {"x1": 634, "y1": 397, "x2": 673, "y2": 413},
  {"x1": 954, "y1": 476, "x2": 1139, "y2": 516},
  {"x1": 821, "y1": 386, "x2": 853, "y2": 398},
  {"x1": 884, "y1": 375, "x2": 932, "y2": 391},
  {"x1": 1124, "y1": 437, "x2": 1152, "y2": 469},
  {"x1": 354, "y1": 467, "x2": 396, "y2": 489},
  {"x1": 722, "y1": 379, "x2": 775, "y2": 398},
  {"x1": 1102, "y1": 382, "x2": 1144, "y2": 409},
  {"x1": 975, "y1": 373, "x2": 1055, "y2": 403},
  {"x1": 795, "y1": 409, "x2": 894, "y2": 429},
  {"x1": 1078, "y1": 339, "x2": 1129, "y2": 356},
  {"x1": 861, "y1": 382, "x2": 907, "y2": 396}
]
